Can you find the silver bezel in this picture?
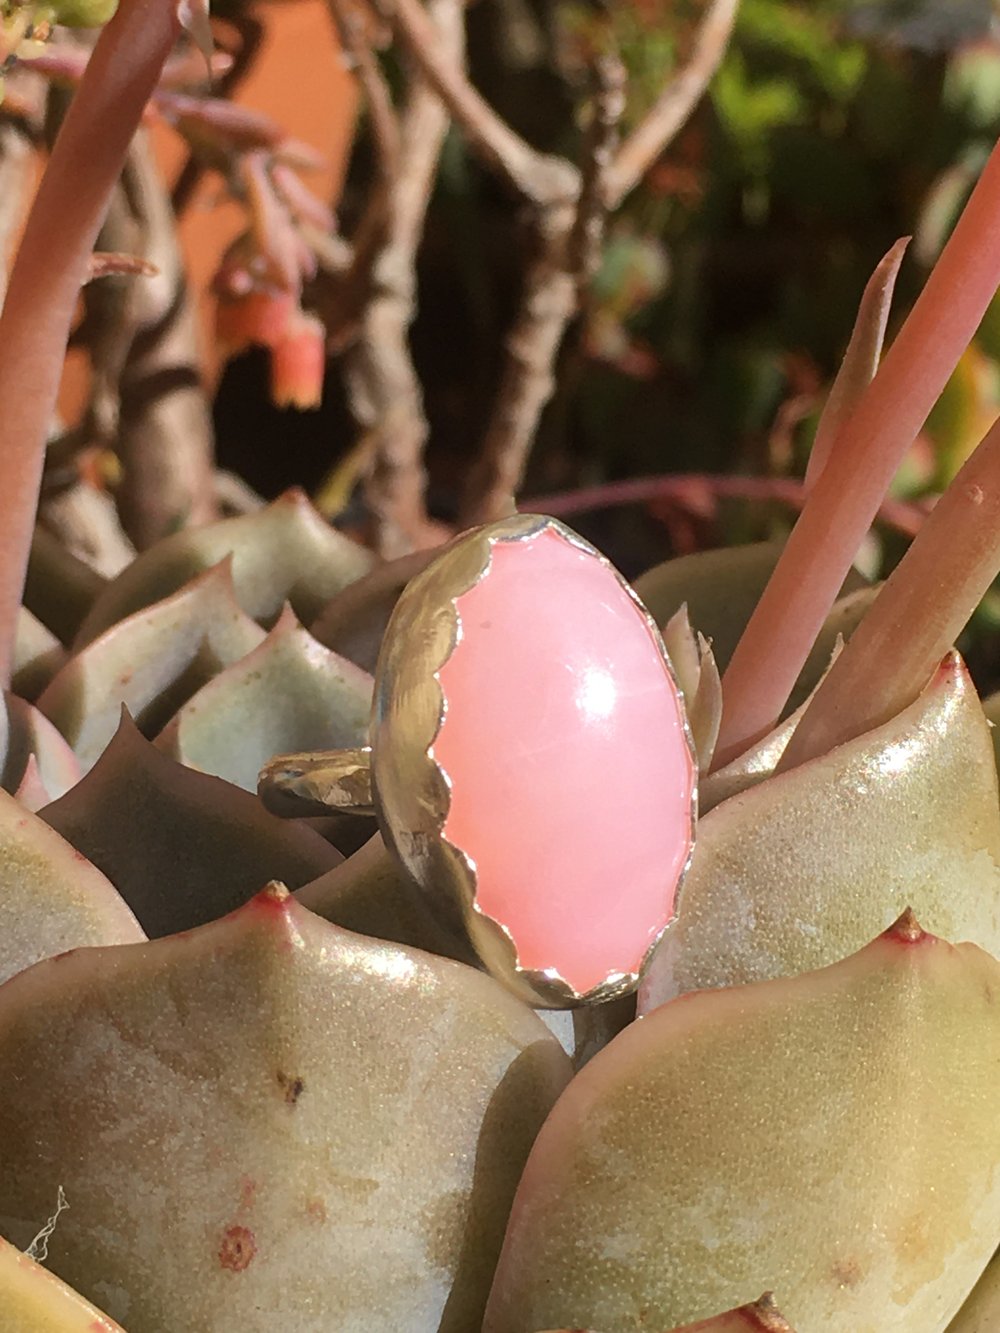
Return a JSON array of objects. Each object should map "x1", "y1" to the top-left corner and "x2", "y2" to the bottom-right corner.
[{"x1": 371, "y1": 513, "x2": 698, "y2": 1008}]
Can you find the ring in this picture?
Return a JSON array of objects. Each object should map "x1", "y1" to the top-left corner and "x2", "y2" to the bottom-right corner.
[{"x1": 260, "y1": 513, "x2": 697, "y2": 1007}]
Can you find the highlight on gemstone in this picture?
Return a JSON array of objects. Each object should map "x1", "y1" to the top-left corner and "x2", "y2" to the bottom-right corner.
[{"x1": 432, "y1": 521, "x2": 696, "y2": 996}]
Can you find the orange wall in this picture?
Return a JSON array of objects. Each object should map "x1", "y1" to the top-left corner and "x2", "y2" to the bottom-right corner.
[{"x1": 59, "y1": 0, "x2": 357, "y2": 421}]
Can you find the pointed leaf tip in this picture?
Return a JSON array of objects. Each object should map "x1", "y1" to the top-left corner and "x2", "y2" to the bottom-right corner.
[
  {"x1": 663, "y1": 1291, "x2": 798, "y2": 1331},
  {"x1": 806, "y1": 236, "x2": 910, "y2": 490},
  {"x1": 886, "y1": 907, "x2": 926, "y2": 944},
  {"x1": 530, "y1": 1291, "x2": 797, "y2": 1331},
  {"x1": 750, "y1": 1293, "x2": 796, "y2": 1332},
  {"x1": 176, "y1": 0, "x2": 214, "y2": 70}
]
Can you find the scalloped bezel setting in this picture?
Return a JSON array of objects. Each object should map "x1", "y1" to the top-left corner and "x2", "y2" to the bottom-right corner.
[{"x1": 371, "y1": 514, "x2": 697, "y2": 1008}]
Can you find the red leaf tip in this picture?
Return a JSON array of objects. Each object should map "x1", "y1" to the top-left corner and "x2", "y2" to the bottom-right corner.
[
  {"x1": 885, "y1": 906, "x2": 926, "y2": 945},
  {"x1": 258, "y1": 881, "x2": 292, "y2": 907}
]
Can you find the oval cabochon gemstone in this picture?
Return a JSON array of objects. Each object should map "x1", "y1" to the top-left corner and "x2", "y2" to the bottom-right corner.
[{"x1": 432, "y1": 525, "x2": 695, "y2": 995}]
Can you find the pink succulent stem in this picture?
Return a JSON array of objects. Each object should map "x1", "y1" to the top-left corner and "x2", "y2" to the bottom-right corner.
[
  {"x1": 0, "y1": 0, "x2": 180, "y2": 684},
  {"x1": 523, "y1": 473, "x2": 927, "y2": 539},
  {"x1": 776, "y1": 411, "x2": 1000, "y2": 771},
  {"x1": 714, "y1": 136, "x2": 1000, "y2": 769}
]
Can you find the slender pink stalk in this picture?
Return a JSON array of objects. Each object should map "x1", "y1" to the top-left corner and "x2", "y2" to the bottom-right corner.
[
  {"x1": 777, "y1": 411, "x2": 1000, "y2": 771},
  {"x1": 714, "y1": 136, "x2": 1000, "y2": 768},
  {"x1": 522, "y1": 473, "x2": 927, "y2": 539},
  {"x1": 0, "y1": 0, "x2": 180, "y2": 684}
]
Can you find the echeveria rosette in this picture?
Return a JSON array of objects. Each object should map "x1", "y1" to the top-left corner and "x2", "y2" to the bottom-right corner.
[
  {"x1": 0, "y1": 0, "x2": 999, "y2": 1323},
  {"x1": 0, "y1": 509, "x2": 996, "y2": 1328}
]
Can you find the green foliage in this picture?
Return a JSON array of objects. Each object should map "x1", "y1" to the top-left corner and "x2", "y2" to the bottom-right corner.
[
  {"x1": 47, "y1": 0, "x2": 118, "y2": 24},
  {"x1": 533, "y1": 3, "x2": 1000, "y2": 548}
]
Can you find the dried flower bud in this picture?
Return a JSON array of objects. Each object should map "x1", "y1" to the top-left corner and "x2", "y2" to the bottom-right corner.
[
  {"x1": 269, "y1": 310, "x2": 325, "y2": 410},
  {"x1": 215, "y1": 288, "x2": 294, "y2": 356}
]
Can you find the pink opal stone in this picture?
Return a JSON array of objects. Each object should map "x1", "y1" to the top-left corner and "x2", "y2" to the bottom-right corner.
[{"x1": 432, "y1": 526, "x2": 695, "y2": 995}]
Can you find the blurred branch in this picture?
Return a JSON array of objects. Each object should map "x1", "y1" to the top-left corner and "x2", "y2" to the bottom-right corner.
[
  {"x1": 77, "y1": 132, "x2": 218, "y2": 550},
  {"x1": 327, "y1": 0, "x2": 462, "y2": 556},
  {"x1": 114, "y1": 130, "x2": 219, "y2": 546},
  {"x1": 459, "y1": 54, "x2": 623, "y2": 528},
  {"x1": 569, "y1": 52, "x2": 627, "y2": 286},
  {"x1": 460, "y1": 216, "x2": 579, "y2": 527},
  {"x1": 382, "y1": 0, "x2": 737, "y2": 528},
  {"x1": 337, "y1": 7, "x2": 400, "y2": 186},
  {"x1": 171, "y1": 14, "x2": 265, "y2": 214},
  {"x1": 380, "y1": 0, "x2": 573, "y2": 207},
  {"x1": 603, "y1": 0, "x2": 740, "y2": 208},
  {"x1": 525, "y1": 472, "x2": 929, "y2": 541},
  {"x1": 316, "y1": 0, "x2": 401, "y2": 347}
]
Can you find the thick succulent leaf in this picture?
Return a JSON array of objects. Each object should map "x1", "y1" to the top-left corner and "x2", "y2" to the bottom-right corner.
[
  {"x1": 634, "y1": 544, "x2": 870, "y2": 709},
  {"x1": 13, "y1": 608, "x2": 66, "y2": 702},
  {"x1": 699, "y1": 705, "x2": 803, "y2": 815},
  {"x1": 0, "y1": 787, "x2": 143, "y2": 986},
  {"x1": 76, "y1": 489, "x2": 374, "y2": 646},
  {"x1": 0, "y1": 1235, "x2": 125, "y2": 1332},
  {"x1": 25, "y1": 528, "x2": 107, "y2": 645},
  {"x1": 0, "y1": 693, "x2": 80, "y2": 809},
  {"x1": 947, "y1": 1251, "x2": 1000, "y2": 1329},
  {"x1": 41, "y1": 717, "x2": 340, "y2": 937},
  {"x1": 641, "y1": 653, "x2": 1000, "y2": 1006},
  {"x1": 38, "y1": 562, "x2": 266, "y2": 772},
  {"x1": 662, "y1": 607, "x2": 722, "y2": 772},
  {"x1": 0, "y1": 884, "x2": 572, "y2": 1331},
  {"x1": 661, "y1": 604, "x2": 702, "y2": 701},
  {"x1": 484, "y1": 915, "x2": 1000, "y2": 1333},
  {"x1": 156, "y1": 607, "x2": 372, "y2": 792},
  {"x1": 533, "y1": 1292, "x2": 795, "y2": 1331},
  {"x1": 983, "y1": 689, "x2": 1000, "y2": 776},
  {"x1": 311, "y1": 547, "x2": 438, "y2": 673},
  {"x1": 297, "y1": 832, "x2": 478, "y2": 964},
  {"x1": 14, "y1": 756, "x2": 51, "y2": 812}
]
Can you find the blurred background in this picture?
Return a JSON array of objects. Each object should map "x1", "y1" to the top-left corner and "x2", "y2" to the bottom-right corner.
[
  {"x1": 18, "y1": 0, "x2": 1000, "y2": 682},
  {"x1": 211, "y1": 2, "x2": 999, "y2": 562}
]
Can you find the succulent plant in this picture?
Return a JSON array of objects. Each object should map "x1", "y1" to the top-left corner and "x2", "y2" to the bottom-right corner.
[{"x1": 5, "y1": 3, "x2": 1000, "y2": 1332}]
